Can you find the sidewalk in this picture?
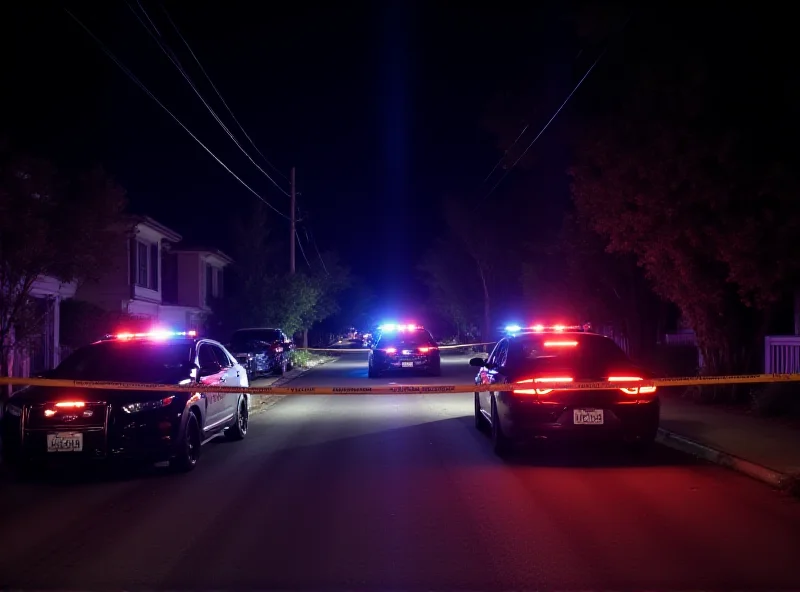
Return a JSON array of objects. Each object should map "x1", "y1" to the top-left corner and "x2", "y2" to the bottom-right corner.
[{"x1": 658, "y1": 394, "x2": 800, "y2": 492}]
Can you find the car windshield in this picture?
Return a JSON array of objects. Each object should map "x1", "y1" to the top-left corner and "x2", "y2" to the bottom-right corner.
[
  {"x1": 231, "y1": 329, "x2": 281, "y2": 347},
  {"x1": 507, "y1": 334, "x2": 630, "y2": 375},
  {"x1": 51, "y1": 341, "x2": 193, "y2": 383},
  {"x1": 377, "y1": 331, "x2": 436, "y2": 348}
]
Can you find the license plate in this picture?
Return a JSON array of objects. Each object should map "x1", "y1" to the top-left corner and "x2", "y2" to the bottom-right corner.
[
  {"x1": 573, "y1": 409, "x2": 604, "y2": 425},
  {"x1": 47, "y1": 432, "x2": 84, "y2": 452},
  {"x1": 401, "y1": 361, "x2": 414, "y2": 368}
]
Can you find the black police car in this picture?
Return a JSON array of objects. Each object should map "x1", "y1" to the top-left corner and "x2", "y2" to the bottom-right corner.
[
  {"x1": 472, "y1": 326, "x2": 659, "y2": 455},
  {"x1": 1, "y1": 330, "x2": 250, "y2": 474},
  {"x1": 368, "y1": 324, "x2": 441, "y2": 378}
]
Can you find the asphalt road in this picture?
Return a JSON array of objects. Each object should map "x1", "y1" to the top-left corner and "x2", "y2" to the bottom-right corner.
[{"x1": 2, "y1": 353, "x2": 800, "y2": 590}]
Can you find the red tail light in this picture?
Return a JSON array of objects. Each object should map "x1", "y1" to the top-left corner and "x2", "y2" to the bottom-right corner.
[
  {"x1": 418, "y1": 346, "x2": 438, "y2": 353},
  {"x1": 55, "y1": 401, "x2": 86, "y2": 408},
  {"x1": 384, "y1": 347, "x2": 397, "y2": 354},
  {"x1": 608, "y1": 376, "x2": 657, "y2": 395},
  {"x1": 514, "y1": 376, "x2": 573, "y2": 395},
  {"x1": 543, "y1": 340, "x2": 578, "y2": 348}
]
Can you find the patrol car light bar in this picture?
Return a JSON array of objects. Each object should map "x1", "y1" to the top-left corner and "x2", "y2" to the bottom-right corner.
[
  {"x1": 378, "y1": 323, "x2": 421, "y2": 332},
  {"x1": 114, "y1": 330, "x2": 197, "y2": 340}
]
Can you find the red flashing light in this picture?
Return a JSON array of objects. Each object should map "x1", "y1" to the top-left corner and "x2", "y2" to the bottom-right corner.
[
  {"x1": 418, "y1": 346, "x2": 438, "y2": 353},
  {"x1": 543, "y1": 340, "x2": 578, "y2": 348},
  {"x1": 385, "y1": 347, "x2": 397, "y2": 354},
  {"x1": 114, "y1": 330, "x2": 197, "y2": 340}
]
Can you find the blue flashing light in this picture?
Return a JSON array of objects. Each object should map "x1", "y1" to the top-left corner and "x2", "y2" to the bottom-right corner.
[
  {"x1": 114, "y1": 329, "x2": 197, "y2": 340},
  {"x1": 505, "y1": 324, "x2": 522, "y2": 333}
]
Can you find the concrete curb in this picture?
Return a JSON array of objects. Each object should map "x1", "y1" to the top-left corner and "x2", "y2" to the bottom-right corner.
[{"x1": 656, "y1": 427, "x2": 800, "y2": 494}]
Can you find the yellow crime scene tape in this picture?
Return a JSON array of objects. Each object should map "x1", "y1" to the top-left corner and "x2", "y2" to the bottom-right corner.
[
  {"x1": 296, "y1": 342, "x2": 497, "y2": 353},
  {"x1": 1, "y1": 372, "x2": 799, "y2": 396}
]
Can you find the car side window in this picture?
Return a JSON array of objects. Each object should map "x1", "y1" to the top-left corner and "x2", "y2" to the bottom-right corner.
[
  {"x1": 487, "y1": 339, "x2": 506, "y2": 366},
  {"x1": 495, "y1": 341, "x2": 509, "y2": 368},
  {"x1": 197, "y1": 344, "x2": 218, "y2": 369},
  {"x1": 212, "y1": 345, "x2": 232, "y2": 368}
]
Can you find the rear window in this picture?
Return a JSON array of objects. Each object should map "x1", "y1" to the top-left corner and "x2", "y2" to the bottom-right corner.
[
  {"x1": 508, "y1": 334, "x2": 628, "y2": 368},
  {"x1": 52, "y1": 341, "x2": 193, "y2": 383},
  {"x1": 231, "y1": 329, "x2": 281, "y2": 346},
  {"x1": 377, "y1": 330, "x2": 436, "y2": 348}
]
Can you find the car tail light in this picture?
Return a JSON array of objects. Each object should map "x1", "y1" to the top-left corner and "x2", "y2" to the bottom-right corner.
[
  {"x1": 608, "y1": 376, "x2": 657, "y2": 395},
  {"x1": 514, "y1": 376, "x2": 573, "y2": 395},
  {"x1": 418, "y1": 346, "x2": 438, "y2": 353},
  {"x1": 543, "y1": 340, "x2": 578, "y2": 347},
  {"x1": 54, "y1": 401, "x2": 86, "y2": 408},
  {"x1": 384, "y1": 347, "x2": 397, "y2": 354}
]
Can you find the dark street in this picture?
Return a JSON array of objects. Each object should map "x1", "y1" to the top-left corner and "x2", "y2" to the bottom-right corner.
[{"x1": 2, "y1": 355, "x2": 799, "y2": 590}]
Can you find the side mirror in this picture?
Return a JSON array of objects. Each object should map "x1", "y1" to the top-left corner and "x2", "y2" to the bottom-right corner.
[{"x1": 469, "y1": 357, "x2": 486, "y2": 368}]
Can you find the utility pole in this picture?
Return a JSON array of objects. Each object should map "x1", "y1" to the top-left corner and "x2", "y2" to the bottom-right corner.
[{"x1": 290, "y1": 166, "x2": 296, "y2": 274}]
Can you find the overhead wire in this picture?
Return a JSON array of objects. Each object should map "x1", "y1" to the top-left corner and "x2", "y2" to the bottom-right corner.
[
  {"x1": 126, "y1": 1, "x2": 291, "y2": 197},
  {"x1": 63, "y1": 8, "x2": 291, "y2": 219},
  {"x1": 482, "y1": 13, "x2": 633, "y2": 198},
  {"x1": 158, "y1": 2, "x2": 289, "y2": 182}
]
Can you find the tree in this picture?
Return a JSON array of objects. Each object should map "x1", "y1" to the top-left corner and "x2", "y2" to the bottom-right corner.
[
  {"x1": 569, "y1": 50, "x2": 800, "y2": 382},
  {"x1": 419, "y1": 236, "x2": 483, "y2": 342},
  {"x1": 0, "y1": 143, "x2": 127, "y2": 394},
  {"x1": 218, "y1": 202, "x2": 352, "y2": 345}
]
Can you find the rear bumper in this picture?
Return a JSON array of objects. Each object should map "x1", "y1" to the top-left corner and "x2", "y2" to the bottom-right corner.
[
  {"x1": 497, "y1": 392, "x2": 660, "y2": 442},
  {"x1": 1, "y1": 407, "x2": 182, "y2": 467},
  {"x1": 372, "y1": 355, "x2": 441, "y2": 373}
]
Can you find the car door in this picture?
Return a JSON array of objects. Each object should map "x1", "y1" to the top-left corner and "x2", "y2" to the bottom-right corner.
[
  {"x1": 211, "y1": 344, "x2": 239, "y2": 420},
  {"x1": 196, "y1": 342, "x2": 228, "y2": 429},
  {"x1": 481, "y1": 339, "x2": 508, "y2": 410}
]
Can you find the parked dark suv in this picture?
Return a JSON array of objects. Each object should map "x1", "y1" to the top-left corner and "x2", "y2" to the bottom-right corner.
[{"x1": 228, "y1": 328, "x2": 295, "y2": 378}]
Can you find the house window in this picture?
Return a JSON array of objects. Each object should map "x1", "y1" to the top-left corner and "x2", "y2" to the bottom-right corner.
[
  {"x1": 206, "y1": 263, "x2": 213, "y2": 303},
  {"x1": 134, "y1": 240, "x2": 159, "y2": 290}
]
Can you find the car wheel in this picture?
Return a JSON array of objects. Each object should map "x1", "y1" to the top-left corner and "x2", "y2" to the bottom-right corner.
[
  {"x1": 274, "y1": 359, "x2": 287, "y2": 376},
  {"x1": 225, "y1": 396, "x2": 249, "y2": 441},
  {"x1": 428, "y1": 364, "x2": 441, "y2": 377},
  {"x1": 368, "y1": 366, "x2": 378, "y2": 379},
  {"x1": 490, "y1": 397, "x2": 511, "y2": 456},
  {"x1": 474, "y1": 392, "x2": 489, "y2": 432},
  {"x1": 170, "y1": 412, "x2": 201, "y2": 472}
]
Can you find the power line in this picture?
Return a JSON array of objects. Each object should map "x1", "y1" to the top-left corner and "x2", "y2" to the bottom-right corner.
[
  {"x1": 482, "y1": 13, "x2": 633, "y2": 195},
  {"x1": 483, "y1": 47, "x2": 607, "y2": 200},
  {"x1": 63, "y1": 8, "x2": 291, "y2": 220},
  {"x1": 159, "y1": 3, "x2": 290, "y2": 183},
  {"x1": 126, "y1": 1, "x2": 291, "y2": 197},
  {"x1": 295, "y1": 230, "x2": 311, "y2": 268}
]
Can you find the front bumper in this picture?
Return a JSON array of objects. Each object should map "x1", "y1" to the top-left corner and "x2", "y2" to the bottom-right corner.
[
  {"x1": 497, "y1": 391, "x2": 660, "y2": 442},
  {"x1": 1, "y1": 403, "x2": 182, "y2": 467}
]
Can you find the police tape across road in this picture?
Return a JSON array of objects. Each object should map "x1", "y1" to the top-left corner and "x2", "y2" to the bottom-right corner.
[
  {"x1": 296, "y1": 342, "x2": 497, "y2": 353},
  {"x1": 1, "y1": 373, "x2": 800, "y2": 396}
]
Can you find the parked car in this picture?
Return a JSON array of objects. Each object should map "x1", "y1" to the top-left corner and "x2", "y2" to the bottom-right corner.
[{"x1": 228, "y1": 328, "x2": 295, "y2": 377}]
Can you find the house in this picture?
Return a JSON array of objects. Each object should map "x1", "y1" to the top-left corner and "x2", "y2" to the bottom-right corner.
[
  {"x1": 10, "y1": 276, "x2": 77, "y2": 380},
  {"x1": 74, "y1": 216, "x2": 233, "y2": 336}
]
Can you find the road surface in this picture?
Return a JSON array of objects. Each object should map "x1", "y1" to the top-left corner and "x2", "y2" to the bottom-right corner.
[{"x1": 1, "y1": 353, "x2": 799, "y2": 590}]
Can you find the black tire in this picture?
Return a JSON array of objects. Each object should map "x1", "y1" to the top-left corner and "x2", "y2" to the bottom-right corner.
[
  {"x1": 225, "y1": 397, "x2": 249, "y2": 441},
  {"x1": 170, "y1": 412, "x2": 201, "y2": 472},
  {"x1": 274, "y1": 359, "x2": 287, "y2": 376},
  {"x1": 286, "y1": 357, "x2": 294, "y2": 371},
  {"x1": 490, "y1": 397, "x2": 512, "y2": 456},
  {"x1": 368, "y1": 366, "x2": 378, "y2": 379},
  {"x1": 474, "y1": 393, "x2": 489, "y2": 432},
  {"x1": 428, "y1": 364, "x2": 442, "y2": 377}
]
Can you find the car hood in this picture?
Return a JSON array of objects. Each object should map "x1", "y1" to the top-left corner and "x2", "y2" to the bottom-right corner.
[{"x1": 6, "y1": 384, "x2": 179, "y2": 406}]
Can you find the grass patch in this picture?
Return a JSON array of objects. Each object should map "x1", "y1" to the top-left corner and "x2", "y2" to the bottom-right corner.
[{"x1": 291, "y1": 349, "x2": 332, "y2": 369}]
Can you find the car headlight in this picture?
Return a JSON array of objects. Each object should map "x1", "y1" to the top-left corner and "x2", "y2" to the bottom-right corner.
[
  {"x1": 122, "y1": 396, "x2": 175, "y2": 414},
  {"x1": 5, "y1": 403, "x2": 22, "y2": 417}
]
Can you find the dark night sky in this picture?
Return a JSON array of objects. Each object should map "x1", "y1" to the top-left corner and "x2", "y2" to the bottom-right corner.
[{"x1": 1, "y1": 1, "x2": 587, "y2": 308}]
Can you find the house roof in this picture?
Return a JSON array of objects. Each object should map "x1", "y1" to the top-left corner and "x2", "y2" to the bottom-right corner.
[
  {"x1": 131, "y1": 215, "x2": 182, "y2": 243},
  {"x1": 172, "y1": 246, "x2": 234, "y2": 265}
]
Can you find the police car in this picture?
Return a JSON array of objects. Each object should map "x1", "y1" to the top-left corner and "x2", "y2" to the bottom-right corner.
[
  {"x1": 368, "y1": 324, "x2": 441, "y2": 378},
  {"x1": 472, "y1": 324, "x2": 659, "y2": 455},
  {"x1": 1, "y1": 330, "x2": 250, "y2": 474}
]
